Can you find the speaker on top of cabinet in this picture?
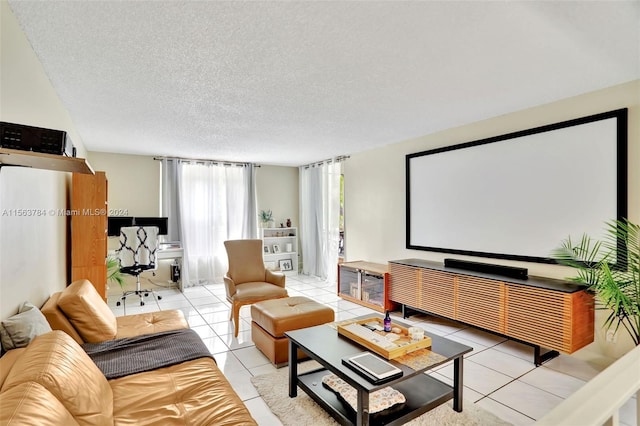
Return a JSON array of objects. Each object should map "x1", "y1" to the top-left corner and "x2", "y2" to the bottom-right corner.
[{"x1": 444, "y1": 258, "x2": 528, "y2": 280}]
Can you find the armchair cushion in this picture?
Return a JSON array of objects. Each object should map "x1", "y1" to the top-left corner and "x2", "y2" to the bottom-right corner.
[
  {"x1": 233, "y1": 282, "x2": 288, "y2": 303},
  {"x1": 57, "y1": 279, "x2": 117, "y2": 343}
]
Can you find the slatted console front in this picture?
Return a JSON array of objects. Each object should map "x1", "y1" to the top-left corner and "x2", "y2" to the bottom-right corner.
[{"x1": 389, "y1": 259, "x2": 594, "y2": 365}]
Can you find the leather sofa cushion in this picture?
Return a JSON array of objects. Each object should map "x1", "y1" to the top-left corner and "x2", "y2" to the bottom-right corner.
[
  {"x1": 0, "y1": 381, "x2": 79, "y2": 425},
  {"x1": 0, "y1": 348, "x2": 26, "y2": 389},
  {"x1": 40, "y1": 292, "x2": 85, "y2": 344},
  {"x1": 2, "y1": 331, "x2": 113, "y2": 426},
  {"x1": 251, "y1": 296, "x2": 335, "y2": 337},
  {"x1": 57, "y1": 279, "x2": 118, "y2": 342},
  {"x1": 43, "y1": 291, "x2": 189, "y2": 343},
  {"x1": 115, "y1": 310, "x2": 188, "y2": 339},
  {"x1": 110, "y1": 357, "x2": 257, "y2": 425}
]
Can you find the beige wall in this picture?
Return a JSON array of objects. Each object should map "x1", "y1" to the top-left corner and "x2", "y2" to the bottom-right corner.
[
  {"x1": 344, "y1": 80, "x2": 640, "y2": 360},
  {"x1": 84, "y1": 156, "x2": 299, "y2": 281},
  {"x1": 87, "y1": 152, "x2": 161, "y2": 217},
  {"x1": 87, "y1": 154, "x2": 300, "y2": 234},
  {"x1": 87, "y1": 152, "x2": 161, "y2": 254},
  {"x1": 256, "y1": 165, "x2": 299, "y2": 229},
  {"x1": 0, "y1": 0, "x2": 87, "y2": 319}
]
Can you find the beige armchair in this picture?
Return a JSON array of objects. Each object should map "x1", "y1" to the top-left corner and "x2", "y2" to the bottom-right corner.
[{"x1": 223, "y1": 239, "x2": 288, "y2": 337}]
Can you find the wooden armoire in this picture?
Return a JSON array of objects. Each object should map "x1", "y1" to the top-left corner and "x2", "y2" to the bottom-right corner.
[{"x1": 71, "y1": 171, "x2": 108, "y2": 300}]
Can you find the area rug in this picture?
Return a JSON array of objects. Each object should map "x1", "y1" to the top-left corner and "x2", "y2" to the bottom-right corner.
[{"x1": 251, "y1": 361, "x2": 512, "y2": 426}]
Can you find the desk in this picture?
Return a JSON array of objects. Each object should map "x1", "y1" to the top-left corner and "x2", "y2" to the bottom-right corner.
[{"x1": 157, "y1": 246, "x2": 184, "y2": 292}]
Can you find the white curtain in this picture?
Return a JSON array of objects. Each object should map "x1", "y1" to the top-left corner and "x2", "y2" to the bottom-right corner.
[
  {"x1": 176, "y1": 161, "x2": 257, "y2": 287},
  {"x1": 299, "y1": 160, "x2": 341, "y2": 282},
  {"x1": 160, "y1": 159, "x2": 181, "y2": 243}
]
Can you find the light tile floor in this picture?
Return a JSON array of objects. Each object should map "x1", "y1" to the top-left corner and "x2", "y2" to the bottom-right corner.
[{"x1": 108, "y1": 275, "x2": 638, "y2": 426}]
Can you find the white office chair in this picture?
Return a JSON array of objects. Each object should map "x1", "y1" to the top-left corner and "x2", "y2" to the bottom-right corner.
[{"x1": 116, "y1": 226, "x2": 162, "y2": 306}]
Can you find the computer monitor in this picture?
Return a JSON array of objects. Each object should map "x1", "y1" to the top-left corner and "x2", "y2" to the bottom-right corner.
[
  {"x1": 107, "y1": 216, "x2": 134, "y2": 236},
  {"x1": 107, "y1": 216, "x2": 169, "y2": 236},
  {"x1": 133, "y1": 217, "x2": 169, "y2": 235}
]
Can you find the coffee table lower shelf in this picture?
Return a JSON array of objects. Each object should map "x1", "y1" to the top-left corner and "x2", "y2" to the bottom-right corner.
[{"x1": 297, "y1": 368, "x2": 454, "y2": 426}]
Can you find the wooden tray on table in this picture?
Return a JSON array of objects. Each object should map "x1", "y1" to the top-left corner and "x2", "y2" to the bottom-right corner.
[{"x1": 337, "y1": 317, "x2": 432, "y2": 360}]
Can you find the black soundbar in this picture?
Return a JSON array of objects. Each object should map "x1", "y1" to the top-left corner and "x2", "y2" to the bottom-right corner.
[{"x1": 443, "y1": 258, "x2": 528, "y2": 280}]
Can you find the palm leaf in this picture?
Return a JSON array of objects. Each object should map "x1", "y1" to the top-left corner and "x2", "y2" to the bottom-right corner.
[
  {"x1": 106, "y1": 256, "x2": 126, "y2": 290},
  {"x1": 553, "y1": 219, "x2": 640, "y2": 346}
]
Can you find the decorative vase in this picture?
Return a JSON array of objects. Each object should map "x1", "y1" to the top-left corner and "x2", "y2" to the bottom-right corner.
[{"x1": 286, "y1": 218, "x2": 291, "y2": 227}]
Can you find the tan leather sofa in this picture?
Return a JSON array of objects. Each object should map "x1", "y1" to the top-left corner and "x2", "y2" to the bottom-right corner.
[
  {"x1": 0, "y1": 330, "x2": 257, "y2": 425},
  {"x1": 41, "y1": 279, "x2": 188, "y2": 343}
]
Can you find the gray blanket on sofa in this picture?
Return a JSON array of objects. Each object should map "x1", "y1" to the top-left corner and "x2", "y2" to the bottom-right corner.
[{"x1": 82, "y1": 329, "x2": 213, "y2": 379}]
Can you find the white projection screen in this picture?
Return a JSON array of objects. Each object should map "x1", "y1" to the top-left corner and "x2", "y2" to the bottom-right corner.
[{"x1": 406, "y1": 109, "x2": 628, "y2": 264}]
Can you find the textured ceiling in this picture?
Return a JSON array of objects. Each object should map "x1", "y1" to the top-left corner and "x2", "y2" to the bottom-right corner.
[{"x1": 7, "y1": 1, "x2": 640, "y2": 166}]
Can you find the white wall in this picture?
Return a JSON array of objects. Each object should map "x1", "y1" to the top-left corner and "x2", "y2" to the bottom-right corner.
[
  {"x1": 0, "y1": 0, "x2": 87, "y2": 319},
  {"x1": 344, "y1": 80, "x2": 640, "y2": 360}
]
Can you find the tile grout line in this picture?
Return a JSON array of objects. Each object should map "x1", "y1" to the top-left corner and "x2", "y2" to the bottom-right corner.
[{"x1": 474, "y1": 395, "x2": 537, "y2": 423}]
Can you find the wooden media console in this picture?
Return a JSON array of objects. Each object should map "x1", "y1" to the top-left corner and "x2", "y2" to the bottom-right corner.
[{"x1": 388, "y1": 259, "x2": 594, "y2": 365}]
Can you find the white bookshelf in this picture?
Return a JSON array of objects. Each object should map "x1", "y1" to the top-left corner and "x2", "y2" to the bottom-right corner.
[{"x1": 260, "y1": 227, "x2": 298, "y2": 276}]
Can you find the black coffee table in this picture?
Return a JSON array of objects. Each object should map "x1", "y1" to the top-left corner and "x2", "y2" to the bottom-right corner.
[{"x1": 286, "y1": 315, "x2": 472, "y2": 426}]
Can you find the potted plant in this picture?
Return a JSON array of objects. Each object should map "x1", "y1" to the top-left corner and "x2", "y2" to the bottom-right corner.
[
  {"x1": 258, "y1": 209, "x2": 274, "y2": 228},
  {"x1": 552, "y1": 219, "x2": 639, "y2": 346},
  {"x1": 106, "y1": 255, "x2": 126, "y2": 290}
]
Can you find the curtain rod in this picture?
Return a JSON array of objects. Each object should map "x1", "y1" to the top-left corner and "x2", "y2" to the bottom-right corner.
[
  {"x1": 153, "y1": 156, "x2": 259, "y2": 167},
  {"x1": 301, "y1": 155, "x2": 350, "y2": 169}
]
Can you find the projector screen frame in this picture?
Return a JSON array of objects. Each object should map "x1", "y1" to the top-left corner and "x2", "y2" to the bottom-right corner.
[{"x1": 405, "y1": 108, "x2": 628, "y2": 265}]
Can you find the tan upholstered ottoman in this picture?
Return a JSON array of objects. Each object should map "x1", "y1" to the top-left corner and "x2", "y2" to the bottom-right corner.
[{"x1": 251, "y1": 296, "x2": 335, "y2": 367}]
